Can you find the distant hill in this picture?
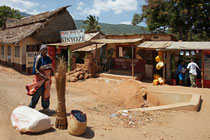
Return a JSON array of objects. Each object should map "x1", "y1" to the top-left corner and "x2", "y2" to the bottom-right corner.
[
  {"x1": 20, "y1": 12, "x2": 32, "y2": 17},
  {"x1": 74, "y1": 20, "x2": 150, "y2": 35},
  {"x1": 19, "y1": 11, "x2": 149, "y2": 35}
]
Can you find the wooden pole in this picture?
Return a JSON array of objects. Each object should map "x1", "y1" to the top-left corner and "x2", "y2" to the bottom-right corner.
[
  {"x1": 95, "y1": 43, "x2": 98, "y2": 64},
  {"x1": 163, "y1": 51, "x2": 166, "y2": 84},
  {"x1": 201, "y1": 51, "x2": 204, "y2": 88},
  {"x1": 166, "y1": 51, "x2": 171, "y2": 83},
  {"x1": 68, "y1": 47, "x2": 71, "y2": 72},
  {"x1": 132, "y1": 44, "x2": 134, "y2": 77},
  {"x1": 95, "y1": 43, "x2": 98, "y2": 74}
]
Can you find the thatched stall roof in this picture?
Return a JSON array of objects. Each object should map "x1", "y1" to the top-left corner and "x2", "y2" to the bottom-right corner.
[
  {"x1": 0, "y1": 6, "x2": 72, "y2": 45},
  {"x1": 0, "y1": 23, "x2": 43, "y2": 44},
  {"x1": 5, "y1": 6, "x2": 71, "y2": 29}
]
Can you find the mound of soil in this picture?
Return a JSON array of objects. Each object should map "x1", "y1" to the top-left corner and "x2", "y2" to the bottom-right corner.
[{"x1": 111, "y1": 79, "x2": 147, "y2": 109}]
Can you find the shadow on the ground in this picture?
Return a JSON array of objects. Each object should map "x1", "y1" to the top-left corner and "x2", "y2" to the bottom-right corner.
[
  {"x1": 39, "y1": 109, "x2": 56, "y2": 116},
  {"x1": 78, "y1": 127, "x2": 95, "y2": 139},
  {"x1": 22, "y1": 127, "x2": 56, "y2": 135},
  {"x1": 197, "y1": 99, "x2": 203, "y2": 112},
  {"x1": 66, "y1": 112, "x2": 71, "y2": 116},
  {"x1": 141, "y1": 78, "x2": 153, "y2": 84}
]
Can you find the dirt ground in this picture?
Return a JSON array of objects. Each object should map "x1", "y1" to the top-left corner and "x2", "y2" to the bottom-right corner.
[{"x1": 1, "y1": 65, "x2": 210, "y2": 140}]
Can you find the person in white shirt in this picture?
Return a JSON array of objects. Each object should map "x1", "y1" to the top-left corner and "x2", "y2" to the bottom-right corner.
[{"x1": 187, "y1": 59, "x2": 200, "y2": 87}]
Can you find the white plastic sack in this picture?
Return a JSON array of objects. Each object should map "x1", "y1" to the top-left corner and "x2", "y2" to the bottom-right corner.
[{"x1": 11, "y1": 106, "x2": 52, "y2": 133}]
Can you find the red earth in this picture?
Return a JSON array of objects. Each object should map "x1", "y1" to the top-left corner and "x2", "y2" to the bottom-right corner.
[{"x1": 1, "y1": 65, "x2": 210, "y2": 140}]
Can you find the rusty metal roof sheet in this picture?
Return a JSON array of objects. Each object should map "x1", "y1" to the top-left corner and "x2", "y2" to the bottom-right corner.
[
  {"x1": 91, "y1": 38, "x2": 143, "y2": 44},
  {"x1": 137, "y1": 41, "x2": 174, "y2": 49},
  {"x1": 73, "y1": 43, "x2": 105, "y2": 52},
  {"x1": 166, "y1": 42, "x2": 210, "y2": 50}
]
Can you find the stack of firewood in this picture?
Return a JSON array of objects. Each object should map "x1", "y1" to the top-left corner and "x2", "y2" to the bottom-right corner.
[{"x1": 66, "y1": 68, "x2": 90, "y2": 82}]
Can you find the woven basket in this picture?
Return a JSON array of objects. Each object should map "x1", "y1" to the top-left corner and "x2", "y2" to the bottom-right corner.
[{"x1": 68, "y1": 114, "x2": 87, "y2": 136}]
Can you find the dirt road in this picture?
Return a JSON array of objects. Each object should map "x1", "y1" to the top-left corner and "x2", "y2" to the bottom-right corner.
[{"x1": 1, "y1": 65, "x2": 210, "y2": 140}]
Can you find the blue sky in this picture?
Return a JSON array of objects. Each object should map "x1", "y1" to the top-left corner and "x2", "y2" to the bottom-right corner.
[{"x1": 0, "y1": 0, "x2": 146, "y2": 26}]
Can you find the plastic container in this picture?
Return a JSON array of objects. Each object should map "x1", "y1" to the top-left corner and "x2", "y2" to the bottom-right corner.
[
  {"x1": 153, "y1": 74, "x2": 160, "y2": 80},
  {"x1": 155, "y1": 55, "x2": 162, "y2": 62},
  {"x1": 153, "y1": 79, "x2": 159, "y2": 85},
  {"x1": 158, "y1": 77, "x2": 164, "y2": 85},
  {"x1": 156, "y1": 62, "x2": 164, "y2": 70}
]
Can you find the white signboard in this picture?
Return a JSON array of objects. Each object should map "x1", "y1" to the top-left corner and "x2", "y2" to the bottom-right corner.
[
  {"x1": 60, "y1": 29, "x2": 85, "y2": 43},
  {"x1": 26, "y1": 52, "x2": 40, "y2": 68}
]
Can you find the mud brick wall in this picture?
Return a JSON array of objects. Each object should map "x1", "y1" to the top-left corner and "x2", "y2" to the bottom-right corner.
[
  {"x1": 72, "y1": 54, "x2": 101, "y2": 77},
  {"x1": 71, "y1": 57, "x2": 76, "y2": 70}
]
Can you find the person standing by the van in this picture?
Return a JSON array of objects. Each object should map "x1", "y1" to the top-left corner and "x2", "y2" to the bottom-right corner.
[{"x1": 187, "y1": 59, "x2": 200, "y2": 87}]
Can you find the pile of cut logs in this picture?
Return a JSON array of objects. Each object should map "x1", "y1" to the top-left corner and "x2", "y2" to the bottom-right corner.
[{"x1": 66, "y1": 68, "x2": 90, "y2": 82}]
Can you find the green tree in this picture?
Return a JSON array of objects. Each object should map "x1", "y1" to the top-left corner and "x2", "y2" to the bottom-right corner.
[
  {"x1": 83, "y1": 15, "x2": 101, "y2": 33},
  {"x1": 0, "y1": 5, "x2": 22, "y2": 27},
  {"x1": 132, "y1": 0, "x2": 210, "y2": 41}
]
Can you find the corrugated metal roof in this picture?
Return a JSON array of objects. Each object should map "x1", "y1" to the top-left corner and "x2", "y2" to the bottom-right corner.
[
  {"x1": 137, "y1": 41, "x2": 174, "y2": 49},
  {"x1": 47, "y1": 32, "x2": 100, "y2": 46},
  {"x1": 166, "y1": 42, "x2": 210, "y2": 50},
  {"x1": 73, "y1": 43, "x2": 105, "y2": 52},
  {"x1": 85, "y1": 32, "x2": 100, "y2": 41},
  {"x1": 91, "y1": 38, "x2": 143, "y2": 44},
  {"x1": 47, "y1": 42, "x2": 81, "y2": 46}
]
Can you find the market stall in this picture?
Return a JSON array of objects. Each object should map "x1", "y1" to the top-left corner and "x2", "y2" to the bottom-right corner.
[
  {"x1": 91, "y1": 38, "x2": 144, "y2": 78},
  {"x1": 47, "y1": 31, "x2": 102, "y2": 72},
  {"x1": 137, "y1": 41, "x2": 174, "y2": 83},
  {"x1": 166, "y1": 42, "x2": 210, "y2": 88}
]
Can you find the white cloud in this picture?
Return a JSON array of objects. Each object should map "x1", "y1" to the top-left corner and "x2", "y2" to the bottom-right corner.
[
  {"x1": 76, "y1": 2, "x2": 85, "y2": 10},
  {"x1": 28, "y1": 10, "x2": 43, "y2": 15},
  {"x1": 0, "y1": 0, "x2": 40, "y2": 14},
  {"x1": 120, "y1": 21, "x2": 131, "y2": 25},
  {"x1": 81, "y1": 0, "x2": 138, "y2": 16}
]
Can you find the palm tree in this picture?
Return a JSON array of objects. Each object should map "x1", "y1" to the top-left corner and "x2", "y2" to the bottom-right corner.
[{"x1": 83, "y1": 15, "x2": 101, "y2": 33}]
